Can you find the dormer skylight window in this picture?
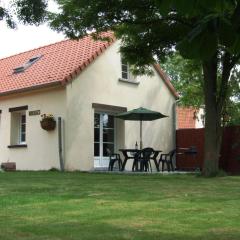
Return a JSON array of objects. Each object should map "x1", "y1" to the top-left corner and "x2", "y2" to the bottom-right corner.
[
  {"x1": 29, "y1": 56, "x2": 40, "y2": 63},
  {"x1": 13, "y1": 66, "x2": 25, "y2": 73},
  {"x1": 13, "y1": 55, "x2": 42, "y2": 74}
]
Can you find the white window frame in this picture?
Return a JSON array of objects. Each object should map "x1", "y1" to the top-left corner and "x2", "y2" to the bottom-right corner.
[
  {"x1": 119, "y1": 57, "x2": 139, "y2": 85},
  {"x1": 9, "y1": 106, "x2": 28, "y2": 147},
  {"x1": 121, "y1": 59, "x2": 130, "y2": 80},
  {"x1": 19, "y1": 113, "x2": 26, "y2": 144}
]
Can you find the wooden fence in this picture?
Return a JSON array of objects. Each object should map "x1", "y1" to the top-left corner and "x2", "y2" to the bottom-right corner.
[{"x1": 176, "y1": 126, "x2": 240, "y2": 174}]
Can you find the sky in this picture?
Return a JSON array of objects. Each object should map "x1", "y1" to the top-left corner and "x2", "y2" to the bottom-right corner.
[{"x1": 0, "y1": 0, "x2": 65, "y2": 59}]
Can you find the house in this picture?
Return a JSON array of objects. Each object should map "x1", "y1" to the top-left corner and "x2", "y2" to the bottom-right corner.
[
  {"x1": 177, "y1": 107, "x2": 204, "y2": 129},
  {"x1": 0, "y1": 32, "x2": 179, "y2": 171}
]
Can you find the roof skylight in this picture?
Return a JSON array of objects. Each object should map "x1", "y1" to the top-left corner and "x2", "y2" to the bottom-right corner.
[{"x1": 13, "y1": 55, "x2": 42, "y2": 74}]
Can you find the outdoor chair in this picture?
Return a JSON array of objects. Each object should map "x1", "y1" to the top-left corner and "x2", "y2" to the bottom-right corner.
[
  {"x1": 158, "y1": 149, "x2": 176, "y2": 172},
  {"x1": 106, "y1": 148, "x2": 122, "y2": 171},
  {"x1": 133, "y1": 148, "x2": 154, "y2": 172}
]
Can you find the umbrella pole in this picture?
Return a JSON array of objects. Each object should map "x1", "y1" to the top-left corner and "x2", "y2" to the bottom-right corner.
[{"x1": 140, "y1": 120, "x2": 143, "y2": 150}]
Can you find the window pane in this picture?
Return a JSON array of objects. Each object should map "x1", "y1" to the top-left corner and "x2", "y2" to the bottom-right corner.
[
  {"x1": 21, "y1": 114, "x2": 26, "y2": 123},
  {"x1": 103, "y1": 114, "x2": 114, "y2": 128},
  {"x1": 94, "y1": 143, "x2": 100, "y2": 156},
  {"x1": 103, "y1": 143, "x2": 114, "y2": 156},
  {"x1": 94, "y1": 113, "x2": 100, "y2": 128},
  {"x1": 122, "y1": 72, "x2": 128, "y2": 79},
  {"x1": 20, "y1": 114, "x2": 26, "y2": 143},
  {"x1": 21, "y1": 124, "x2": 26, "y2": 132},
  {"x1": 21, "y1": 133, "x2": 26, "y2": 143},
  {"x1": 122, "y1": 64, "x2": 128, "y2": 72},
  {"x1": 103, "y1": 129, "x2": 114, "y2": 142},
  {"x1": 94, "y1": 128, "x2": 100, "y2": 142}
]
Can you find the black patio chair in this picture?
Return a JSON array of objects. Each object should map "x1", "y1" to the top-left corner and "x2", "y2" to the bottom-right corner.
[
  {"x1": 158, "y1": 149, "x2": 176, "y2": 172},
  {"x1": 133, "y1": 147, "x2": 154, "y2": 172},
  {"x1": 106, "y1": 148, "x2": 122, "y2": 171}
]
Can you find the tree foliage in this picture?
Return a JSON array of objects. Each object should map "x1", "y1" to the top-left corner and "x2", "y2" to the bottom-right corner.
[
  {"x1": 49, "y1": 1, "x2": 240, "y2": 63},
  {"x1": 161, "y1": 53, "x2": 203, "y2": 108},
  {"x1": 226, "y1": 67, "x2": 240, "y2": 125},
  {"x1": 0, "y1": 0, "x2": 47, "y2": 27},
  {"x1": 13, "y1": 0, "x2": 48, "y2": 25}
]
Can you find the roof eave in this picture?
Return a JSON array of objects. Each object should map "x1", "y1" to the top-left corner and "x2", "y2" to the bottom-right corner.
[
  {"x1": 62, "y1": 39, "x2": 116, "y2": 84},
  {"x1": 153, "y1": 64, "x2": 179, "y2": 100},
  {"x1": 0, "y1": 81, "x2": 63, "y2": 97}
]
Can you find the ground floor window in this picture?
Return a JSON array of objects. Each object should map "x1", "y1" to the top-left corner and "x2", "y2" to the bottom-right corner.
[
  {"x1": 10, "y1": 111, "x2": 27, "y2": 145},
  {"x1": 94, "y1": 113, "x2": 115, "y2": 168}
]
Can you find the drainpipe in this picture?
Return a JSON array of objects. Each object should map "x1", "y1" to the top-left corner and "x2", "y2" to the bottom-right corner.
[
  {"x1": 174, "y1": 99, "x2": 181, "y2": 132},
  {"x1": 58, "y1": 117, "x2": 64, "y2": 171},
  {"x1": 173, "y1": 100, "x2": 180, "y2": 166}
]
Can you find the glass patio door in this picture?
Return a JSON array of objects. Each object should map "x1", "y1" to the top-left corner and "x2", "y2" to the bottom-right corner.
[{"x1": 94, "y1": 113, "x2": 115, "y2": 168}]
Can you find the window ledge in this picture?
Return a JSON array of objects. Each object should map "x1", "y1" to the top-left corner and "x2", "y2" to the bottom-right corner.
[
  {"x1": 118, "y1": 78, "x2": 140, "y2": 85},
  {"x1": 8, "y1": 144, "x2": 27, "y2": 148}
]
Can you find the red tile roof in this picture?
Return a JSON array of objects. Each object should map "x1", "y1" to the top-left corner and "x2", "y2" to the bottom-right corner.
[
  {"x1": 177, "y1": 107, "x2": 198, "y2": 129},
  {"x1": 0, "y1": 32, "x2": 115, "y2": 96},
  {"x1": 0, "y1": 32, "x2": 178, "y2": 98}
]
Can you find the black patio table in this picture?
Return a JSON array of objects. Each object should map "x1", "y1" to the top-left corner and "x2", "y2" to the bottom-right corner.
[{"x1": 119, "y1": 149, "x2": 161, "y2": 171}]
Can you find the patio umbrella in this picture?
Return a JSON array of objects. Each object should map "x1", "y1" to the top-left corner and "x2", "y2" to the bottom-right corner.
[{"x1": 115, "y1": 107, "x2": 168, "y2": 149}]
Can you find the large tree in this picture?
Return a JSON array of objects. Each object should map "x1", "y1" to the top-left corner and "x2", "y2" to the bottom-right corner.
[
  {"x1": 2, "y1": 0, "x2": 240, "y2": 176},
  {"x1": 49, "y1": 0, "x2": 240, "y2": 176}
]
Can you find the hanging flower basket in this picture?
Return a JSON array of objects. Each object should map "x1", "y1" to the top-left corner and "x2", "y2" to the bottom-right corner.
[{"x1": 40, "y1": 114, "x2": 56, "y2": 131}]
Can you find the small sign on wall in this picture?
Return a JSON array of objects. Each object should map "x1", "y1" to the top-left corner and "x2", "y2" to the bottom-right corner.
[{"x1": 29, "y1": 110, "x2": 41, "y2": 116}]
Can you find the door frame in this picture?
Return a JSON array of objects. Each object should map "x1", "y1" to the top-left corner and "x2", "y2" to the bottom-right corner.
[{"x1": 94, "y1": 112, "x2": 116, "y2": 168}]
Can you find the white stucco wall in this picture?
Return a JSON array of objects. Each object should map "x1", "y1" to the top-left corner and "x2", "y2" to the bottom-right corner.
[
  {"x1": 0, "y1": 87, "x2": 66, "y2": 170},
  {"x1": 195, "y1": 108, "x2": 205, "y2": 128},
  {"x1": 65, "y1": 41, "x2": 177, "y2": 171}
]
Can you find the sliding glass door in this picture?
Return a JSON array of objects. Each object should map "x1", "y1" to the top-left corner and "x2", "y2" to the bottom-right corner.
[{"x1": 94, "y1": 113, "x2": 115, "y2": 168}]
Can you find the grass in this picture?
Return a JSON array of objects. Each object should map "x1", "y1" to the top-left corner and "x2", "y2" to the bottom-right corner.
[{"x1": 0, "y1": 171, "x2": 240, "y2": 240}]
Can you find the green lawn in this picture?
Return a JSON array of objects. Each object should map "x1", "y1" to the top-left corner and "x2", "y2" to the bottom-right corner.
[{"x1": 0, "y1": 172, "x2": 240, "y2": 240}]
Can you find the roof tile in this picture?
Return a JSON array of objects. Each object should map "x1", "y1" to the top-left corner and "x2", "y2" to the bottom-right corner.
[{"x1": 177, "y1": 107, "x2": 197, "y2": 129}]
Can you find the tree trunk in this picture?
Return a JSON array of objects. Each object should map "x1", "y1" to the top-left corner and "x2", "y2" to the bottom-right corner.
[
  {"x1": 202, "y1": 59, "x2": 222, "y2": 176},
  {"x1": 202, "y1": 52, "x2": 234, "y2": 176},
  {"x1": 203, "y1": 99, "x2": 222, "y2": 176}
]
